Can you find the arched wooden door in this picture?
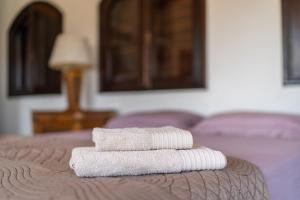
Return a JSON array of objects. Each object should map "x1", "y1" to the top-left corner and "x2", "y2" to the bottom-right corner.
[{"x1": 9, "y1": 1, "x2": 63, "y2": 96}]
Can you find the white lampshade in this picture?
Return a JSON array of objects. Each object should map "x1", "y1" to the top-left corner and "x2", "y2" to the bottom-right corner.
[{"x1": 49, "y1": 34, "x2": 91, "y2": 70}]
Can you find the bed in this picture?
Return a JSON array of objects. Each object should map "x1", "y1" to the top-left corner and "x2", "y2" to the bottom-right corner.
[
  {"x1": 2, "y1": 110, "x2": 297, "y2": 200},
  {"x1": 0, "y1": 134, "x2": 268, "y2": 200}
]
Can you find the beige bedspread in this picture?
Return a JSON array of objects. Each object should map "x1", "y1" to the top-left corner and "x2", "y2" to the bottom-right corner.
[{"x1": 0, "y1": 135, "x2": 269, "y2": 200}]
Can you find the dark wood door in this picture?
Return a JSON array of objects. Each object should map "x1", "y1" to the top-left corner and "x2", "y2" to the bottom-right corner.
[
  {"x1": 99, "y1": 0, "x2": 206, "y2": 91},
  {"x1": 283, "y1": 0, "x2": 300, "y2": 84},
  {"x1": 100, "y1": 0, "x2": 144, "y2": 91},
  {"x1": 9, "y1": 2, "x2": 62, "y2": 96},
  {"x1": 150, "y1": 0, "x2": 205, "y2": 89}
]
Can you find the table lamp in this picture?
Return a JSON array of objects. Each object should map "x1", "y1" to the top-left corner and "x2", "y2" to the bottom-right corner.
[{"x1": 49, "y1": 34, "x2": 91, "y2": 112}]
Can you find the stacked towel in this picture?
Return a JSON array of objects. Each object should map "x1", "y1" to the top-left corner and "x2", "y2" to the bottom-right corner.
[
  {"x1": 70, "y1": 126, "x2": 227, "y2": 177},
  {"x1": 92, "y1": 126, "x2": 193, "y2": 151},
  {"x1": 70, "y1": 147, "x2": 226, "y2": 177}
]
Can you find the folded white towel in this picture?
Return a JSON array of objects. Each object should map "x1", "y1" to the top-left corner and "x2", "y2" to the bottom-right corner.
[
  {"x1": 69, "y1": 146, "x2": 227, "y2": 177},
  {"x1": 92, "y1": 126, "x2": 193, "y2": 151}
]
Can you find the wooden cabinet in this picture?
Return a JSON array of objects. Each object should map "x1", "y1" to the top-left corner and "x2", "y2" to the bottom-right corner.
[
  {"x1": 32, "y1": 110, "x2": 116, "y2": 134},
  {"x1": 99, "y1": 0, "x2": 206, "y2": 91}
]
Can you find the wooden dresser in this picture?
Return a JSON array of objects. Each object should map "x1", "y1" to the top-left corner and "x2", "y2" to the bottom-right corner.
[{"x1": 32, "y1": 110, "x2": 116, "y2": 134}]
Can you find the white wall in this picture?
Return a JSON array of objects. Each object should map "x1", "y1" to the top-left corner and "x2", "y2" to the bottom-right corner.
[{"x1": 0, "y1": 0, "x2": 300, "y2": 135}]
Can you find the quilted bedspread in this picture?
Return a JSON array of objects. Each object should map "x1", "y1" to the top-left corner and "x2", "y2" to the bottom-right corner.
[{"x1": 0, "y1": 135, "x2": 269, "y2": 200}]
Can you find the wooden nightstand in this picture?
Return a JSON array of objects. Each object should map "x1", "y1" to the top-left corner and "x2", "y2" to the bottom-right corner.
[{"x1": 32, "y1": 110, "x2": 116, "y2": 134}]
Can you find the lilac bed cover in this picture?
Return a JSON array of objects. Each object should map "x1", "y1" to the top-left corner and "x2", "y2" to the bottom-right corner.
[{"x1": 50, "y1": 131, "x2": 300, "y2": 200}]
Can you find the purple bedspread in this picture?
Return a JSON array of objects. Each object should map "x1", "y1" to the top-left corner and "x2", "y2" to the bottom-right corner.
[{"x1": 191, "y1": 133, "x2": 300, "y2": 200}]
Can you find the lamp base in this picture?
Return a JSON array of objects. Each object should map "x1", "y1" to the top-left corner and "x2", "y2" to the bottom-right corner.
[{"x1": 63, "y1": 68, "x2": 83, "y2": 112}]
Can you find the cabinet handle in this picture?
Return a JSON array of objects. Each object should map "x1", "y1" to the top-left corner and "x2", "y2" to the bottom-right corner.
[
  {"x1": 144, "y1": 32, "x2": 152, "y2": 43},
  {"x1": 142, "y1": 31, "x2": 152, "y2": 88}
]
